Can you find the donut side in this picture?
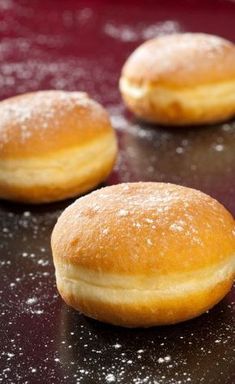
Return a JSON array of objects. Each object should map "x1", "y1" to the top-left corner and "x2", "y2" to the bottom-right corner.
[
  {"x1": 54, "y1": 258, "x2": 234, "y2": 327},
  {"x1": 0, "y1": 133, "x2": 117, "y2": 203},
  {"x1": 120, "y1": 78, "x2": 235, "y2": 125}
]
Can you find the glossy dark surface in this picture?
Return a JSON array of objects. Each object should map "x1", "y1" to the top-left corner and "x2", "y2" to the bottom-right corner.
[{"x1": 0, "y1": 1, "x2": 235, "y2": 383}]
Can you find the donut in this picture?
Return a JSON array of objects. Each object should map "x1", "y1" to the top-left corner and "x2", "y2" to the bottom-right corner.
[
  {"x1": 51, "y1": 182, "x2": 235, "y2": 327},
  {"x1": 119, "y1": 33, "x2": 235, "y2": 125},
  {"x1": 0, "y1": 90, "x2": 117, "y2": 203}
]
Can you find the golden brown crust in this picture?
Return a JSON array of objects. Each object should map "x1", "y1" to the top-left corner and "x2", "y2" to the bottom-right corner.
[
  {"x1": 58, "y1": 276, "x2": 233, "y2": 327},
  {"x1": 52, "y1": 182, "x2": 235, "y2": 327},
  {"x1": 0, "y1": 90, "x2": 117, "y2": 203},
  {"x1": 0, "y1": 147, "x2": 116, "y2": 203},
  {"x1": 121, "y1": 33, "x2": 235, "y2": 88},
  {"x1": 120, "y1": 33, "x2": 235, "y2": 125},
  {"x1": 0, "y1": 90, "x2": 113, "y2": 159},
  {"x1": 51, "y1": 182, "x2": 235, "y2": 275},
  {"x1": 120, "y1": 79, "x2": 235, "y2": 125}
]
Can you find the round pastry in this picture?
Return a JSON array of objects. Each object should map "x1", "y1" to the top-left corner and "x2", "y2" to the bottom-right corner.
[
  {"x1": 51, "y1": 182, "x2": 235, "y2": 328},
  {"x1": 0, "y1": 90, "x2": 117, "y2": 203},
  {"x1": 119, "y1": 33, "x2": 235, "y2": 125}
]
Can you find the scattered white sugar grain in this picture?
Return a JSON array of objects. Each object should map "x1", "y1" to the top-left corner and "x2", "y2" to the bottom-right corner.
[
  {"x1": 30, "y1": 368, "x2": 37, "y2": 373},
  {"x1": 33, "y1": 309, "x2": 44, "y2": 315},
  {"x1": 92, "y1": 204, "x2": 100, "y2": 212},
  {"x1": 37, "y1": 259, "x2": 49, "y2": 266},
  {"x1": 127, "y1": 360, "x2": 133, "y2": 364},
  {"x1": 176, "y1": 146, "x2": 184, "y2": 154},
  {"x1": 157, "y1": 357, "x2": 165, "y2": 363},
  {"x1": 105, "y1": 374, "x2": 116, "y2": 382},
  {"x1": 104, "y1": 20, "x2": 180, "y2": 42},
  {"x1": 133, "y1": 222, "x2": 141, "y2": 228},
  {"x1": 147, "y1": 239, "x2": 153, "y2": 246},
  {"x1": 169, "y1": 223, "x2": 184, "y2": 232},
  {"x1": 104, "y1": 23, "x2": 136, "y2": 42},
  {"x1": 215, "y1": 339, "x2": 221, "y2": 343},
  {"x1": 117, "y1": 209, "x2": 129, "y2": 217},
  {"x1": 26, "y1": 297, "x2": 37, "y2": 305},
  {"x1": 23, "y1": 211, "x2": 31, "y2": 217},
  {"x1": 158, "y1": 355, "x2": 171, "y2": 363},
  {"x1": 214, "y1": 144, "x2": 224, "y2": 152},
  {"x1": 7, "y1": 353, "x2": 14, "y2": 358},
  {"x1": 137, "y1": 349, "x2": 144, "y2": 353},
  {"x1": 145, "y1": 218, "x2": 154, "y2": 223},
  {"x1": 102, "y1": 228, "x2": 109, "y2": 235},
  {"x1": 164, "y1": 355, "x2": 171, "y2": 362},
  {"x1": 113, "y1": 343, "x2": 121, "y2": 349},
  {"x1": 110, "y1": 114, "x2": 128, "y2": 130},
  {"x1": 22, "y1": 252, "x2": 28, "y2": 257},
  {"x1": 10, "y1": 283, "x2": 16, "y2": 287}
]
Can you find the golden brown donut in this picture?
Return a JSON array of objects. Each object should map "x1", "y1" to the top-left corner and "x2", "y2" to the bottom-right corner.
[
  {"x1": 51, "y1": 182, "x2": 235, "y2": 328},
  {"x1": 119, "y1": 33, "x2": 235, "y2": 125},
  {"x1": 0, "y1": 90, "x2": 117, "y2": 203}
]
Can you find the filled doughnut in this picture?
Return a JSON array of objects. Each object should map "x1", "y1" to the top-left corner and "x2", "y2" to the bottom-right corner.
[
  {"x1": 119, "y1": 33, "x2": 235, "y2": 125},
  {"x1": 51, "y1": 182, "x2": 235, "y2": 327},
  {"x1": 0, "y1": 90, "x2": 117, "y2": 203}
]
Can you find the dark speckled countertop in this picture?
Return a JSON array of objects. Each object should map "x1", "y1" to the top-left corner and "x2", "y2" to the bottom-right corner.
[{"x1": 0, "y1": 1, "x2": 235, "y2": 383}]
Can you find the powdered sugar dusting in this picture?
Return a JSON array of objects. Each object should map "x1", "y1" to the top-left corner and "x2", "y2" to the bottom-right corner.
[
  {"x1": 105, "y1": 373, "x2": 116, "y2": 382},
  {"x1": 170, "y1": 221, "x2": 185, "y2": 232},
  {"x1": 147, "y1": 238, "x2": 153, "y2": 246},
  {"x1": 117, "y1": 209, "x2": 129, "y2": 217},
  {"x1": 0, "y1": 91, "x2": 88, "y2": 145},
  {"x1": 104, "y1": 20, "x2": 181, "y2": 42},
  {"x1": 1, "y1": 0, "x2": 234, "y2": 383},
  {"x1": 61, "y1": 182, "x2": 233, "y2": 271},
  {"x1": 123, "y1": 33, "x2": 232, "y2": 87}
]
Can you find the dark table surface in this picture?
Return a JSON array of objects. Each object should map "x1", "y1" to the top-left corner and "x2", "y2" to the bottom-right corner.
[{"x1": 0, "y1": 1, "x2": 235, "y2": 383}]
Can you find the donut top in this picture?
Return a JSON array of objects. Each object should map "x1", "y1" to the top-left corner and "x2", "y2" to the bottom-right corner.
[
  {"x1": 121, "y1": 33, "x2": 235, "y2": 88},
  {"x1": 52, "y1": 182, "x2": 235, "y2": 275},
  {"x1": 0, "y1": 90, "x2": 112, "y2": 159}
]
